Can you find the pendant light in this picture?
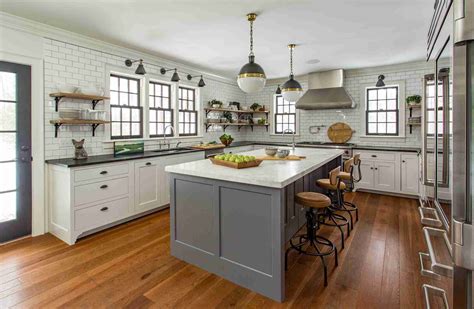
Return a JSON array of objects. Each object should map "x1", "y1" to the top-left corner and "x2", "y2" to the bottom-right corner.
[
  {"x1": 237, "y1": 13, "x2": 266, "y2": 93},
  {"x1": 281, "y1": 44, "x2": 303, "y2": 102}
]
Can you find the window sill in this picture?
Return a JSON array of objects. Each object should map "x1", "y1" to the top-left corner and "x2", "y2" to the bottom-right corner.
[
  {"x1": 102, "y1": 135, "x2": 204, "y2": 143},
  {"x1": 359, "y1": 135, "x2": 406, "y2": 139}
]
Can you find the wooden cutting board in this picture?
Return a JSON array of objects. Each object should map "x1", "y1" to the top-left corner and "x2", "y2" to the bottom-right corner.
[
  {"x1": 191, "y1": 143, "x2": 226, "y2": 150},
  {"x1": 256, "y1": 155, "x2": 306, "y2": 161},
  {"x1": 327, "y1": 122, "x2": 353, "y2": 143},
  {"x1": 209, "y1": 158, "x2": 262, "y2": 169}
]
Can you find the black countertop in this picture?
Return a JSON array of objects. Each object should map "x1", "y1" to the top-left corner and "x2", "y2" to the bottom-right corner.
[{"x1": 45, "y1": 141, "x2": 420, "y2": 168}]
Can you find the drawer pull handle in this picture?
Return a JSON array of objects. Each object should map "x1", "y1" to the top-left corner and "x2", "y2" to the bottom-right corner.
[
  {"x1": 370, "y1": 167, "x2": 374, "y2": 170},
  {"x1": 100, "y1": 185, "x2": 108, "y2": 189},
  {"x1": 100, "y1": 207, "x2": 109, "y2": 212},
  {"x1": 371, "y1": 155, "x2": 377, "y2": 158},
  {"x1": 146, "y1": 162, "x2": 152, "y2": 166},
  {"x1": 374, "y1": 167, "x2": 378, "y2": 170},
  {"x1": 100, "y1": 171, "x2": 108, "y2": 175}
]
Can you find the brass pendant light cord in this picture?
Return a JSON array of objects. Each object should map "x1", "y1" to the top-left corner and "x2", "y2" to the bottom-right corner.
[
  {"x1": 288, "y1": 44, "x2": 296, "y2": 76},
  {"x1": 249, "y1": 17, "x2": 254, "y2": 56}
]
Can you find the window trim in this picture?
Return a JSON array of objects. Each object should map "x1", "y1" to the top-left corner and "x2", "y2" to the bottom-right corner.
[
  {"x1": 148, "y1": 80, "x2": 174, "y2": 138},
  {"x1": 271, "y1": 93, "x2": 300, "y2": 136},
  {"x1": 178, "y1": 85, "x2": 199, "y2": 137},
  {"x1": 365, "y1": 86, "x2": 399, "y2": 136},
  {"x1": 359, "y1": 80, "x2": 406, "y2": 138},
  {"x1": 109, "y1": 73, "x2": 143, "y2": 140}
]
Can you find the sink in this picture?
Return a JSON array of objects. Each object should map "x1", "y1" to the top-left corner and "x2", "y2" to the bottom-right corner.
[{"x1": 151, "y1": 147, "x2": 194, "y2": 154}]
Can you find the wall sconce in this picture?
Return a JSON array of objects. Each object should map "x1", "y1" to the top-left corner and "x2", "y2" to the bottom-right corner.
[
  {"x1": 275, "y1": 84, "x2": 281, "y2": 94},
  {"x1": 376, "y1": 74, "x2": 385, "y2": 87},
  {"x1": 161, "y1": 67, "x2": 180, "y2": 82},
  {"x1": 187, "y1": 74, "x2": 206, "y2": 87},
  {"x1": 125, "y1": 59, "x2": 146, "y2": 75}
]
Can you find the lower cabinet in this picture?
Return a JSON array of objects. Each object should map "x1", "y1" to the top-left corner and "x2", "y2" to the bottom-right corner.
[
  {"x1": 354, "y1": 150, "x2": 419, "y2": 195},
  {"x1": 48, "y1": 151, "x2": 203, "y2": 245}
]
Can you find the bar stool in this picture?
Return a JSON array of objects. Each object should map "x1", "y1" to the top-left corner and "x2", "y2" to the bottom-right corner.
[
  {"x1": 338, "y1": 154, "x2": 361, "y2": 229},
  {"x1": 316, "y1": 166, "x2": 351, "y2": 249},
  {"x1": 285, "y1": 192, "x2": 338, "y2": 287}
]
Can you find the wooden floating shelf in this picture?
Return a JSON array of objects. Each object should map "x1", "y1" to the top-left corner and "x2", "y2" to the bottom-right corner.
[
  {"x1": 204, "y1": 108, "x2": 269, "y2": 116},
  {"x1": 204, "y1": 122, "x2": 269, "y2": 133},
  {"x1": 50, "y1": 119, "x2": 110, "y2": 138},
  {"x1": 49, "y1": 92, "x2": 110, "y2": 112}
]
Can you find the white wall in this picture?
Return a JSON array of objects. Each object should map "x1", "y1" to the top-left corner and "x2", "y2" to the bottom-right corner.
[{"x1": 245, "y1": 61, "x2": 433, "y2": 147}]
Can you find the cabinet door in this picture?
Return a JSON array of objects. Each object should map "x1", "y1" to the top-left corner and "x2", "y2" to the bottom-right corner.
[
  {"x1": 374, "y1": 161, "x2": 397, "y2": 192},
  {"x1": 401, "y1": 154, "x2": 420, "y2": 194},
  {"x1": 134, "y1": 160, "x2": 160, "y2": 212},
  {"x1": 356, "y1": 161, "x2": 375, "y2": 189},
  {"x1": 224, "y1": 146, "x2": 253, "y2": 154}
]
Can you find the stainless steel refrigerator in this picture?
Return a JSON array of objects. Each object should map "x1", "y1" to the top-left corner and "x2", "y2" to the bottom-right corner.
[{"x1": 421, "y1": 0, "x2": 474, "y2": 307}]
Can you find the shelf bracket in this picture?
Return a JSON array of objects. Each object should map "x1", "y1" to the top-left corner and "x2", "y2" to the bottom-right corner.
[
  {"x1": 91, "y1": 124, "x2": 102, "y2": 137},
  {"x1": 54, "y1": 123, "x2": 62, "y2": 138},
  {"x1": 92, "y1": 100, "x2": 101, "y2": 110},
  {"x1": 223, "y1": 125, "x2": 228, "y2": 132},
  {"x1": 54, "y1": 96, "x2": 63, "y2": 112}
]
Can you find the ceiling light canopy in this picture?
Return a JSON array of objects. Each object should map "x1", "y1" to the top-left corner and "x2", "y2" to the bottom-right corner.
[
  {"x1": 237, "y1": 13, "x2": 266, "y2": 93},
  {"x1": 281, "y1": 44, "x2": 303, "y2": 102}
]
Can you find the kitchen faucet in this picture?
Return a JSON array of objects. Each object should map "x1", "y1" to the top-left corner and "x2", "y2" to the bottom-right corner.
[
  {"x1": 161, "y1": 125, "x2": 175, "y2": 149},
  {"x1": 283, "y1": 128, "x2": 296, "y2": 152}
]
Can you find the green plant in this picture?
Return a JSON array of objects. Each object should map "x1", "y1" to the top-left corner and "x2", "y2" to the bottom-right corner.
[
  {"x1": 250, "y1": 103, "x2": 261, "y2": 111},
  {"x1": 406, "y1": 95, "x2": 422, "y2": 105},
  {"x1": 223, "y1": 111, "x2": 233, "y2": 122},
  {"x1": 208, "y1": 99, "x2": 223, "y2": 108},
  {"x1": 219, "y1": 133, "x2": 234, "y2": 146}
]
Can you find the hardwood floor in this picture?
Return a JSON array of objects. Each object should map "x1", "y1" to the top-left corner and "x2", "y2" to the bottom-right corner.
[{"x1": 0, "y1": 192, "x2": 452, "y2": 308}]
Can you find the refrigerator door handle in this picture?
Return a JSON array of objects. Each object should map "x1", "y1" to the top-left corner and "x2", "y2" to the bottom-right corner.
[{"x1": 453, "y1": 219, "x2": 474, "y2": 270}]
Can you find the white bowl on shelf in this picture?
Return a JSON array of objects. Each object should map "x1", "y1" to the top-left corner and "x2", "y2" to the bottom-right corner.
[
  {"x1": 56, "y1": 84, "x2": 77, "y2": 93},
  {"x1": 77, "y1": 86, "x2": 104, "y2": 96},
  {"x1": 59, "y1": 108, "x2": 81, "y2": 119}
]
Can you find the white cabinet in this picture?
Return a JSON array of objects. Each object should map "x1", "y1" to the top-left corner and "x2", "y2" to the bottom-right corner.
[
  {"x1": 224, "y1": 145, "x2": 254, "y2": 154},
  {"x1": 134, "y1": 160, "x2": 161, "y2": 212},
  {"x1": 374, "y1": 161, "x2": 396, "y2": 191},
  {"x1": 354, "y1": 149, "x2": 419, "y2": 196},
  {"x1": 401, "y1": 154, "x2": 420, "y2": 194},
  {"x1": 48, "y1": 151, "x2": 203, "y2": 245}
]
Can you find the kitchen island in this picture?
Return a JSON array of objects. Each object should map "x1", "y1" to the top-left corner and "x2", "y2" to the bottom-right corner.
[{"x1": 165, "y1": 147, "x2": 343, "y2": 302}]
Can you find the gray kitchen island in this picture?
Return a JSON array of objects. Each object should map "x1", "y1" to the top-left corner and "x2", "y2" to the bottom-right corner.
[{"x1": 165, "y1": 147, "x2": 343, "y2": 302}]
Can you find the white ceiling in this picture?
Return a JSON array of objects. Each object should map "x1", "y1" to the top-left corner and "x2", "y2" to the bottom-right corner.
[{"x1": 0, "y1": 0, "x2": 433, "y2": 79}]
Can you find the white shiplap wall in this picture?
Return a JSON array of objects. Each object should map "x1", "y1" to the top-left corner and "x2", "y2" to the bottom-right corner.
[
  {"x1": 244, "y1": 61, "x2": 433, "y2": 147},
  {"x1": 43, "y1": 38, "x2": 247, "y2": 160}
]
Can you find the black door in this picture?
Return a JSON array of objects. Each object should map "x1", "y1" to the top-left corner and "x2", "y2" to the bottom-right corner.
[{"x1": 0, "y1": 61, "x2": 32, "y2": 243}]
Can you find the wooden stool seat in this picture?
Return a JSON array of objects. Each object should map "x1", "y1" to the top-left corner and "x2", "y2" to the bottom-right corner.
[
  {"x1": 339, "y1": 171, "x2": 351, "y2": 181},
  {"x1": 317, "y1": 178, "x2": 346, "y2": 191},
  {"x1": 295, "y1": 192, "x2": 331, "y2": 209}
]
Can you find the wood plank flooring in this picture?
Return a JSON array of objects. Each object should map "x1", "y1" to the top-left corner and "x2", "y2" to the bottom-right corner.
[{"x1": 0, "y1": 192, "x2": 452, "y2": 308}]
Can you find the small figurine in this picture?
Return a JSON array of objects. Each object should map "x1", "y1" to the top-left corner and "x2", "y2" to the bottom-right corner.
[{"x1": 72, "y1": 139, "x2": 88, "y2": 160}]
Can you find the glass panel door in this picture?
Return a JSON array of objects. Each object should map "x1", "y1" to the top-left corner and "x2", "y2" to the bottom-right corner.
[{"x1": 0, "y1": 61, "x2": 32, "y2": 243}]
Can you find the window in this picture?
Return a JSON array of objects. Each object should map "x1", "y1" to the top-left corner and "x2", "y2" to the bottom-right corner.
[
  {"x1": 274, "y1": 95, "x2": 296, "y2": 134},
  {"x1": 424, "y1": 73, "x2": 452, "y2": 136},
  {"x1": 110, "y1": 74, "x2": 142, "y2": 139},
  {"x1": 365, "y1": 86, "x2": 399, "y2": 135},
  {"x1": 149, "y1": 81, "x2": 173, "y2": 137},
  {"x1": 178, "y1": 87, "x2": 197, "y2": 136}
]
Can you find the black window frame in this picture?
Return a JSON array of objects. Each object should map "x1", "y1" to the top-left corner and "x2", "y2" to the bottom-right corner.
[
  {"x1": 274, "y1": 95, "x2": 296, "y2": 134},
  {"x1": 149, "y1": 81, "x2": 174, "y2": 138},
  {"x1": 110, "y1": 74, "x2": 143, "y2": 139},
  {"x1": 365, "y1": 86, "x2": 399, "y2": 136},
  {"x1": 178, "y1": 86, "x2": 198, "y2": 137}
]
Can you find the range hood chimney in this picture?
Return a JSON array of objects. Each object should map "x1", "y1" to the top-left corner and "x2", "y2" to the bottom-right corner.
[{"x1": 295, "y1": 69, "x2": 355, "y2": 110}]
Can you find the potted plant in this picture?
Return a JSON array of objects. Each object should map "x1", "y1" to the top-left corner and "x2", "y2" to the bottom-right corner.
[
  {"x1": 219, "y1": 133, "x2": 234, "y2": 147},
  {"x1": 406, "y1": 95, "x2": 422, "y2": 106},
  {"x1": 209, "y1": 99, "x2": 223, "y2": 109},
  {"x1": 223, "y1": 111, "x2": 233, "y2": 123},
  {"x1": 250, "y1": 103, "x2": 261, "y2": 111}
]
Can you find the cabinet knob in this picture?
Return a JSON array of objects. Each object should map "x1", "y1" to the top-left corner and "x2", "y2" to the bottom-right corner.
[
  {"x1": 146, "y1": 162, "x2": 152, "y2": 166},
  {"x1": 402, "y1": 160, "x2": 406, "y2": 163},
  {"x1": 370, "y1": 167, "x2": 374, "y2": 170},
  {"x1": 375, "y1": 168, "x2": 378, "y2": 170},
  {"x1": 100, "y1": 184, "x2": 108, "y2": 189},
  {"x1": 100, "y1": 170, "x2": 108, "y2": 175},
  {"x1": 100, "y1": 207, "x2": 109, "y2": 212}
]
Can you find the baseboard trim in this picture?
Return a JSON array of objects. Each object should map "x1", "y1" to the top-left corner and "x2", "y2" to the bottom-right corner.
[{"x1": 354, "y1": 189, "x2": 419, "y2": 199}]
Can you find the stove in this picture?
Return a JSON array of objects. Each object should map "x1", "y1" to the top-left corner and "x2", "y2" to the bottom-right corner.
[{"x1": 296, "y1": 141, "x2": 355, "y2": 159}]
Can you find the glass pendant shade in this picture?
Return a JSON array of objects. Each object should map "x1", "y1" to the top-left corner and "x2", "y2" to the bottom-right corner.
[{"x1": 281, "y1": 75, "x2": 303, "y2": 102}]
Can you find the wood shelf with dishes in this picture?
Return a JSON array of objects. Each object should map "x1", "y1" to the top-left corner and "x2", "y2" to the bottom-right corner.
[
  {"x1": 50, "y1": 119, "x2": 110, "y2": 138},
  {"x1": 204, "y1": 122, "x2": 270, "y2": 132},
  {"x1": 50, "y1": 92, "x2": 110, "y2": 112},
  {"x1": 205, "y1": 105, "x2": 269, "y2": 132},
  {"x1": 204, "y1": 107, "x2": 270, "y2": 116},
  {"x1": 407, "y1": 103, "x2": 422, "y2": 134}
]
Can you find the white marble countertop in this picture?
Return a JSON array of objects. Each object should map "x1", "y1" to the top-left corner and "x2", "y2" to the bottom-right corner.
[{"x1": 165, "y1": 147, "x2": 344, "y2": 188}]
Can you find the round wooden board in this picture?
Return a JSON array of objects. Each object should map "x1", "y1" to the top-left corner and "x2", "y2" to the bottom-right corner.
[{"x1": 327, "y1": 122, "x2": 353, "y2": 143}]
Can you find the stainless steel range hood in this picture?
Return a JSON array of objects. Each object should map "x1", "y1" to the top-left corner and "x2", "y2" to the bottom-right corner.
[{"x1": 295, "y1": 69, "x2": 355, "y2": 110}]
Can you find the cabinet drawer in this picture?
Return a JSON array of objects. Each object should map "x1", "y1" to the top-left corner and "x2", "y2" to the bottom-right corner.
[
  {"x1": 74, "y1": 197, "x2": 129, "y2": 231},
  {"x1": 74, "y1": 177, "x2": 129, "y2": 206},
  {"x1": 359, "y1": 151, "x2": 396, "y2": 162},
  {"x1": 74, "y1": 163, "x2": 129, "y2": 182}
]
